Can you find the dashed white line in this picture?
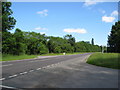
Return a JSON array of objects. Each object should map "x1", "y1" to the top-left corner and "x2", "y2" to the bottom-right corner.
[
  {"x1": 20, "y1": 72, "x2": 27, "y2": 75},
  {"x1": 8, "y1": 74, "x2": 17, "y2": 78},
  {"x1": 36, "y1": 68, "x2": 41, "y2": 70},
  {"x1": 51, "y1": 64, "x2": 55, "y2": 66},
  {"x1": 0, "y1": 78, "x2": 5, "y2": 81},
  {"x1": 47, "y1": 65, "x2": 50, "y2": 67},
  {"x1": 29, "y1": 70, "x2": 34, "y2": 72},
  {"x1": 0, "y1": 85, "x2": 17, "y2": 89},
  {"x1": 1, "y1": 62, "x2": 63, "y2": 81}
]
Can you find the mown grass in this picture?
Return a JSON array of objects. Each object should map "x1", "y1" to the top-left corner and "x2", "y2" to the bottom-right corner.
[
  {"x1": 2, "y1": 54, "x2": 39, "y2": 61},
  {"x1": 87, "y1": 53, "x2": 120, "y2": 69},
  {"x1": 1, "y1": 52, "x2": 90, "y2": 61}
]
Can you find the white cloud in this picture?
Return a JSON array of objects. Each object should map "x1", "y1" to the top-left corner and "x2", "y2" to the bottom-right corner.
[
  {"x1": 111, "y1": 10, "x2": 118, "y2": 16},
  {"x1": 102, "y1": 10, "x2": 118, "y2": 23},
  {"x1": 83, "y1": 0, "x2": 105, "y2": 7},
  {"x1": 102, "y1": 16, "x2": 115, "y2": 23},
  {"x1": 84, "y1": 1, "x2": 97, "y2": 6},
  {"x1": 63, "y1": 28, "x2": 87, "y2": 34},
  {"x1": 40, "y1": 32, "x2": 46, "y2": 34},
  {"x1": 37, "y1": 9, "x2": 48, "y2": 16},
  {"x1": 34, "y1": 27, "x2": 48, "y2": 30}
]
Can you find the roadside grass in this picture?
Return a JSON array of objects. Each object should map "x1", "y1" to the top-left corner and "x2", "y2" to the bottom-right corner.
[
  {"x1": 1, "y1": 52, "x2": 91, "y2": 61},
  {"x1": 2, "y1": 54, "x2": 39, "y2": 61},
  {"x1": 86, "y1": 53, "x2": 120, "y2": 69}
]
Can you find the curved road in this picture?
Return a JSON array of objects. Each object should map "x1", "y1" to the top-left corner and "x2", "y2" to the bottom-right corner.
[{"x1": 0, "y1": 53, "x2": 118, "y2": 89}]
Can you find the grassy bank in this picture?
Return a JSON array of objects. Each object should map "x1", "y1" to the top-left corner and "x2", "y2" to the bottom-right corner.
[
  {"x1": 87, "y1": 53, "x2": 119, "y2": 69},
  {"x1": 1, "y1": 52, "x2": 90, "y2": 61}
]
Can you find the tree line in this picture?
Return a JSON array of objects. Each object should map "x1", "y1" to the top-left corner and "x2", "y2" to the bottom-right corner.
[
  {"x1": 2, "y1": 29, "x2": 101, "y2": 55},
  {"x1": 107, "y1": 21, "x2": 120, "y2": 53},
  {"x1": 2, "y1": 2, "x2": 101, "y2": 55}
]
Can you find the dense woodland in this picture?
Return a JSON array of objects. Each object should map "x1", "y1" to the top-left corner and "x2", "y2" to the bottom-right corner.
[
  {"x1": 2, "y1": 28, "x2": 101, "y2": 55},
  {"x1": 2, "y1": 2, "x2": 119, "y2": 55}
]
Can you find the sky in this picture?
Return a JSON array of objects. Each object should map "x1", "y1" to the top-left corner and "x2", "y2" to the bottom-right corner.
[{"x1": 10, "y1": 1, "x2": 118, "y2": 46}]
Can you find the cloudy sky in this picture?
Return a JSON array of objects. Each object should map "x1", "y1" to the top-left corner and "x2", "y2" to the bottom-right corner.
[{"x1": 11, "y1": 1, "x2": 118, "y2": 46}]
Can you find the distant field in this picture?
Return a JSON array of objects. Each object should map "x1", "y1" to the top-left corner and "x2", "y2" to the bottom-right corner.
[
  {"x1": 87, "y1": 53, "x2": 119, "y2": 69},
  {"x1": 1, "y1": 52, "x2": 90, "y2": 61}
]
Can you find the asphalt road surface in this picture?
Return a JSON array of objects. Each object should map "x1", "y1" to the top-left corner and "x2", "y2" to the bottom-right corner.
[{"x1": 0, "y1": 53, "x2": 118, "y2": 89}]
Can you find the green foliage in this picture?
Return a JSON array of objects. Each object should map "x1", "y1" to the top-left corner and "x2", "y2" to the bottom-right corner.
[
  {"x1": 75, "y1": 41, "x2": 101, "y2": 52},
  {"x1": 47, "y1": 36, "x2": 75, "y2": 53},
  {"x1": 13, "y1": 28, "x2": 26, "y2": 55},
  {"x1": 2, "y1": 31, "x2": 101, "y2": 55},
  {"x1": 108, "y1": 21, "x2": 120, "y2": 53},
  {"x1": 54, "y1": 46, "x2": 62, "y2": 53},
  {"x1": 2, "y1": 2, "x2": 101, "y2": 56},
  {"x1": 64, "y1": 34, "x2": 75, "y2": 46},
  {"x1": 87, "y1": 53, "x2": 119, "y2": 69},
  {"x1": 2, "y1": 31, "x2": 15, "y2": 54},
  {"x1": 2, "y1": 2, "x2": 16, "y2": 32},
  {"x1": 23, "y1": 32, "x2": 48, "y2": 55}
]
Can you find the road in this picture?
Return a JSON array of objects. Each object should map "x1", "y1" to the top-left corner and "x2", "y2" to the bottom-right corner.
[{"x1": 0, "y1": 53, "x2": 118, "y2": 89}]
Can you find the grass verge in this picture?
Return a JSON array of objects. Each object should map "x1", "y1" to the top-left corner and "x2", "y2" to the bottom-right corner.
[
  {"x1": 2, "y1": 54, "x2": 39, "y2": 61},
  {"x1": 1, "y1": 52, "x2": 90, "y2": 61},
  {"x1": 86, "y1": 53, "x2": 120, "y2": 69}
]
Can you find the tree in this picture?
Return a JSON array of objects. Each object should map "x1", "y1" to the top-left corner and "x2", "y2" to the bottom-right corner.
[
  {"x1": 2, "y1": 2, "x2": 17, "y2": 54},
  {"x1": 64, "y1": 34, "x2": 75, "y2": 46},
  {"x1": 2, "y1": 2, "x2": 16, "y2": 32},
  {"x1": 13, "y1": 28, "x2": 26, "y2": 55},
  {"x1": 91, "y1": 38, "x2": 94, "y2": 45},
  {"x1": 2, "y1": 31, "x2": 16, "y2": 54},
  {"x1": 23, "y1": 32, "x2": 48, "y2": 55},
  {"x1": 108, "y1": 21, "x2": 120, "y2": 53},
  {"x1": 75, "y1": 41, "x2": 101, "y2": 52}
]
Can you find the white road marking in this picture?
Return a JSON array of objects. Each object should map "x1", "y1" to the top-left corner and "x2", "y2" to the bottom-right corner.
[
  {"x1": 29, "y1": 70, "x2": 34, "y2": 72},
  {"x1": 1, "y1": 62, "x2": 63, "y2": 81},
  {"x1": 47, "y1": 65, "x2": 50, "y2": 67},
  {"x1": 36, "y1": 68, "x2": 41, "y2": 70},
  {"x1": 20, "y1": 72, "x2": 27, "y2": 75},
  {"x1": 0, "y1": 78, "x2": 5, "y2": 81},
  {"x1": 8, "y1": 74, "x2": 17, "y2": 78},
  {"x1": 42, "y1": 66, "x2": 46, "y2": 69},
  {"x1": 0, "y1": 85, "x2": 17, "y2": 89},
  {"x1": 0, "y1": 64, "x2": 13, "y2": 67},
  {"x1": 51, "y1": 64, "x2": 55, "y2": 66}
]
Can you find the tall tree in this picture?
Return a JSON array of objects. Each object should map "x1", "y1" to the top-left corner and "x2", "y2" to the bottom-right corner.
[
  {"x1": 2, "y1": 2, "x2": 17, "y2": 54},
  {"x1": 108, "y1": 21, "x2": 120, "y2": 53},
  {"x1": 2, "y1": 2, "x2": 16, "y2": 32},
  {"x1": 91, "y1": 38, "x2": 94, "y2": 45},
  {"x1": 64, "y1": 34, "x2": 75, "y2": 46}
]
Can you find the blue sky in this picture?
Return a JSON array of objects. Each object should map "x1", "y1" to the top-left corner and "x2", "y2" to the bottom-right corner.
[{"x1": 11, "y1": 2, "x2": 118, "y2": 46}]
